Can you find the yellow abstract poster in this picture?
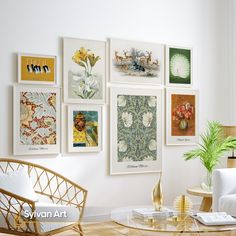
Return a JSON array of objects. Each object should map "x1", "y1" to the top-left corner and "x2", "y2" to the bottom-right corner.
[{"x1": 19, "y1": 54, "x2": 56, "y2": 84}]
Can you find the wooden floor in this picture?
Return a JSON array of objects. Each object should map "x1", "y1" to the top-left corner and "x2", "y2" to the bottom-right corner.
[
  {"x1": 1, "y1": 222, "x2": 236, "y2": 236},
  {"x1": 81, "y1": 222, "x2": 236, "y2": 236},
  {"x1": 81, "y1": 221, "x2": 236, "y2": 236}
]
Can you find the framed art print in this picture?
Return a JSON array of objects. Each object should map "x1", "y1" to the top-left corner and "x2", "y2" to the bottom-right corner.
[
  {"x1": 110, "y1": 87, "x2": 163, "y2": 175},
  {"x1": 110, "y1": 38, "x2": 164, "y2": 85},
  {"x1": 63, "y1": 38, "x2": 106, "y2": 104},
  {"x1": 67, "y1": 105, "x2": 102, "y2": 152},
  {"x1": 18, "y1": 53, "x2": 56, "y2": 85},
  {"x1": 13, "y1": 85, "x2": 61, "y2": 155},
  {"x1": 165, "y1": 46, "x2": 192, "y2": 87},
  {"x1": 166, "y1": 88, "x2": 199, "y2": 145}
]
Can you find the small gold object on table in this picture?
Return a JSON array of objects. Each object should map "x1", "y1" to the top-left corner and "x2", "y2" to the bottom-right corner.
[
  {"x1": 111, "y1": 206, "x2": 236, "y2": 234},
  {"x1": 147, "y1": 216, "x2": 155, "y2": 225},
  {"x1": 174, "y1": 195, "x2": 192, "y2": 214},
  {"x1": 172, "y1": 195, "x2": 193, "y2": 221},
  {"x1": 152, "y1": 172, "x2": 163, "y2": 211}
]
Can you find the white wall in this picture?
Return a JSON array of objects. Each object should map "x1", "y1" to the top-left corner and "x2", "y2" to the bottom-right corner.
[
  {"x1": 0, "y1": 0, "x2": 231, "y2": 212},
  {"x1": 231, "y1": 0, "x2": 236, "y2": 124}
]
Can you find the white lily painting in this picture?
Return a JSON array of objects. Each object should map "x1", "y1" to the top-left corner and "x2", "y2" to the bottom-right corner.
[{"x1": 63, "y1": 38, "x2": 106, "y2": 104}]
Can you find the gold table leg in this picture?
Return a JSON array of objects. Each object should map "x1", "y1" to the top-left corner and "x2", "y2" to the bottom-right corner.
[{"x1": 199, "y1": 197, "x2": 212, "y2": 212}]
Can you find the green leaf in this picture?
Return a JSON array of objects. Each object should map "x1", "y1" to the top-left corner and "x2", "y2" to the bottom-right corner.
[
  {"x1": 183, "y1": 120, "x2": 236, "y2": 172},
  {"x1": 79, "y1": 62, "x2": 86, "y2": 68},
  {"x1": 88, "y1": 91, "x2": 96, "y2": 98}
]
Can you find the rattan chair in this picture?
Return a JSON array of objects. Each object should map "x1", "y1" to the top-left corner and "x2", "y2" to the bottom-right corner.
[{"x1": 0, "y1": 158, "x2": 87, "y2": 236}]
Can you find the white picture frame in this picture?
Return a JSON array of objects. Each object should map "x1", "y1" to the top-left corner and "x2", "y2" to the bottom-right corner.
[
  {"x1": 63, "y1": 37, "x2": 106, "y2": 104},
  {"x1": 67, "y1": 105, "x2": 102, "y2": 153},
  {"x1": 18, "y1": 53, "x2": 57, "y2": 85},
  {"x1": 166, "y1": 88, "x2": 199, "y2": 145},
  {"x1": 13, "y1": 85, "x2": 61, "y2": 155},
  {"x1": 165, "y1": 45, "x2": 193, "y2": 87},
  {"x1": 110, "y1": 38, "x2": 164, "y2": 85},
  {"x1": 110, "y1": 86, "x2": 163, "y2": 175}
]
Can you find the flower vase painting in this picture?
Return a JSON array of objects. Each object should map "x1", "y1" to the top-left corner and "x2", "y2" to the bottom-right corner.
[
  {"x1": 110, "y1": 38, "x2": 164, "y2": 85},
  {"x1": 110, "y1": 87, "x2": 163, "y2": 175},
  {"x1": 166, "y1": 89, "x2": 199, "y2": 145},
  {"x1": 13, "y1": 85, "x2": 61, "y2": 155},
  {"x1": 172, "y1": 95, "x2": 195, "y2": 136},
  {"x1": 63, "y1": 38, "x2": 106, "y2": 104}
]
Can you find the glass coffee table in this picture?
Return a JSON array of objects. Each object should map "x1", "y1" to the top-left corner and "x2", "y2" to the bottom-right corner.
[{"x1": 110, "y1": 206, "x2": 236, "y2": 235}]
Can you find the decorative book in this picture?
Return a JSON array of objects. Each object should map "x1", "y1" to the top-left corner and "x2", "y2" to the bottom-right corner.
[
  {"x1": 132, "y1": 208, "x2": 175, "y2": 220},
  {"x1": 192, "y1": 212, "x2": 236, "y2": 225}
]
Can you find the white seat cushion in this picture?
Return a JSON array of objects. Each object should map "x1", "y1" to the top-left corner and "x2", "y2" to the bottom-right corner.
[
  {"x1": 219, "y1": 194, "x2": 236, "y2": 217},
  {"x1": 0, "y1": 168, "x2": 38, "y2": 205}
]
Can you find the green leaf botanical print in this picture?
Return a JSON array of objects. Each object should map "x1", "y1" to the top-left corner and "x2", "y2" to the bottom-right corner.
[{"x1": 117, "y1": 95, "x2": 157, "y2": 162}]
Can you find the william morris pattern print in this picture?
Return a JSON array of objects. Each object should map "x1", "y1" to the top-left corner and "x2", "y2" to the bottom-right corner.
[
  {"x1": 20, "y1": 92, "x2": 57, "y2": 145},
  {"x1": 117, "y1": 95, "x2": 157, "y2": 162},
  {"x1": 14, "y1": 85, "x2": 60, "y2": 156}
]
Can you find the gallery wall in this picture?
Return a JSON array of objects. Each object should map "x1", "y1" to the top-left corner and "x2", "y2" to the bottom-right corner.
[{"x1": 0, "y1": 0, "x2": 232, "y2": 214}]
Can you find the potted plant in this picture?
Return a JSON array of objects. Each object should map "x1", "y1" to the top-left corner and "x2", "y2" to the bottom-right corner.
[{"x1": 184, "y1": 121, "x2": 236, "y2": 190}]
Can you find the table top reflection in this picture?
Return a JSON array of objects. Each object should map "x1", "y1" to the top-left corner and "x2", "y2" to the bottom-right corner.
[{"x1": 110, "y1": 206, "x2": 236, "y2": 233}]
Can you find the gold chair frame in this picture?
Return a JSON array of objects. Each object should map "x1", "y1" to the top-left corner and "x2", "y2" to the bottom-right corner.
[{"x1": 0, "y1": 158, "x2": 87, "y2": 236}]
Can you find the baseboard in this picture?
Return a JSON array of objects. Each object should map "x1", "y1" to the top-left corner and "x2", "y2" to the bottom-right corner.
[{"x1": 83, "y1": 207, "x2": 113, "y2": 223}]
